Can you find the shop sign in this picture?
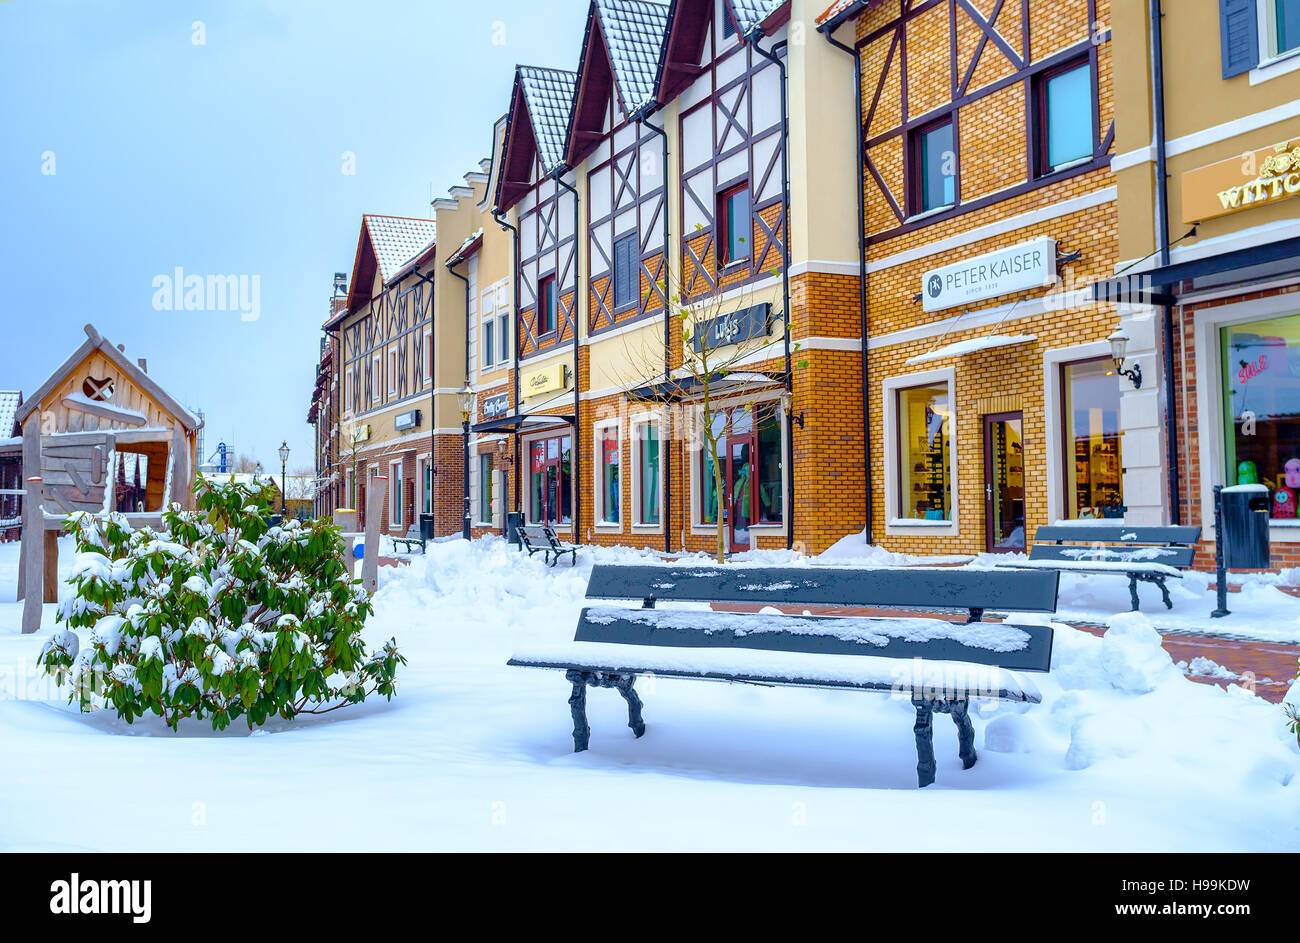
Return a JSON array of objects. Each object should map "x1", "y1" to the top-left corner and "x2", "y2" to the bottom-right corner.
[
  {"x1": 483, "y1": 392, "x2": 510, "y2": 419},
  {"x1": 394, "y1": 409, "x2": 420, "y2": 431},
  {"x1": 1182, "y1": 138, "x2": 1300, "y2": 223},
  {"x1": 922, "y1": 237, "x2": 1056, "y2": 312},
  {"x1": 350, "y1": 424, "x2": 371, "y2": 443},
  {"x1": 523, "y1": 363, "x2": 568, "y2": 397},
  {"x1": 693, "y1": 303, "x2": 772, "y2": 353}
]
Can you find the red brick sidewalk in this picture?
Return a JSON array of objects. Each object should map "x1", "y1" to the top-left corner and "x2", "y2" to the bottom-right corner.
[{"x1": 713, "y1": 603, "x2": 1299, "y2": 704}]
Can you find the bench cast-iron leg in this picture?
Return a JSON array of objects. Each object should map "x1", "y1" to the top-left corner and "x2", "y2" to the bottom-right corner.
[
  {"x1": 950, "y1": 700, "x2": 977, "y2": 770},
  {"x1": 913, "y1": 700, "x2": 936, "y2": 788},
  {"x1": 612, "y1": 674, "x2": 646, "y2": 738},
  {"x1": 1127, "y1": 575, "x2": 1141, "y2": 612},
  {"x1": 565, "y1": 669, "x2": 590, "y2": 752},
  {"x1": 1154, "y1": 575, "x2": 1173, "y2": 609}
]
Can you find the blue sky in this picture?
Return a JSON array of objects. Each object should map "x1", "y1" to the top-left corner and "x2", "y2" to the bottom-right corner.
[{"x1": 0, "y1": 0, "x2": 590, "y2": 470}]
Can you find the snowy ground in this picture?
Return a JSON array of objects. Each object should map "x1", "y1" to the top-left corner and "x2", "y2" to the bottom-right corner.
[{"x1": 0, "y1": 535, "x2": 1297, "y2": 851}]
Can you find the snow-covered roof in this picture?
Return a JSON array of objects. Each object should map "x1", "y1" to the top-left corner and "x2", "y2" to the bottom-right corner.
[
  {"x1": 905, "y1": 334, "x2": 1037, "y2": 365},
  {"x1": 0, "y1": 391, "x2": 20, "y2": 438},
  {"x1": 596, "y1": 0, "x2": 670, "y2": 116},
  {"x1": 730, "y1": 0, "x2": 787, "y2": 35},
  {"x1": 363, "y1": 215, "x2": 438, "y2": 285},
  {"x1": 519, "y1": 66, "x2": 579, "y2": 174},
  {"x1": 814, "y1": 0, "x2": 866, "y2": 28}
]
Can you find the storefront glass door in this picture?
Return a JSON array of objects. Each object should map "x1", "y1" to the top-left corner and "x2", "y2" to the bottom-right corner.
[
  {"x1": 984, "y1": 412, "x2": 1026, "y2": 552},
  {"x1": 529, "y1": 434, "x2": 572, "y2": 525}
]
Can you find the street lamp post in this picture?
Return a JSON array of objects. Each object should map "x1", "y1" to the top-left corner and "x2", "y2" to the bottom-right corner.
[
  {"x1": 278, "y1": 441, "x2": 289, "y2": 516},
  {"x1": 456, "y1": 385, "x2": 473, "y2": 541}
]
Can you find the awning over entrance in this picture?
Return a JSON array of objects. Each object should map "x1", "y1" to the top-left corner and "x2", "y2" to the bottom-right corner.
[
  {"x1": 1091, "y1": 234, "x2": 1300, "y2": 305},
  {"x1": 470, "y1": 413, "x2": 575, "y2": 433},
  {"x1": 628, "y1": 371, "x2": 787, "y2": 403}
]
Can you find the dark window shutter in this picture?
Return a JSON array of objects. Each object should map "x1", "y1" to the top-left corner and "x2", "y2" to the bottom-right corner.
[
  {"x1": 614, "y1": 234, "x2": 635, "y2": 308},
  {"x1": 1220, "y1": 0, "x2": 1260, "y2": 78}
]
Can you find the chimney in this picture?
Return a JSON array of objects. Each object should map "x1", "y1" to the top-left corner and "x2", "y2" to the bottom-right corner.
[{"x1": 137, "y1": 358, "x2": 148, "y2": 373}]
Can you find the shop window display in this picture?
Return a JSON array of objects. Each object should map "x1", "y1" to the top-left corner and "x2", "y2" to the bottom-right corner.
[
  {"x1": 1221, "y1": 314, "x2": 1300, "y2": 519},
  {"x1": 897, "y1": 384, "x2": 951, "y2": 521}
]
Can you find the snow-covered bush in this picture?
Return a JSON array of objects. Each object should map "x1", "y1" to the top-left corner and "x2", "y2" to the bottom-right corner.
[{"x1": 37, "y1": 477, "x2": 404, "y2": 730}]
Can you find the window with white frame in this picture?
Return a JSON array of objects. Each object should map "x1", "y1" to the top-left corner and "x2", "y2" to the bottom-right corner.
[
  {"x1": 371, "y1": 353, "x2": 381, "y2": 404},
  {"x1": 894, "y1": 382, "x2": 953, "y2": 522},
  {"x1": 595, "y1": 422, "x2": 621, "y2": 525},
  {"x1": 389, "y1": 460, "x2": 403, "y2": 527},
  {"x1": 421, "y1": 327, "x2": 431, "y2": 382},
  {"x1": 419, "y1": 456, "x2": 433, "y2": 515},
  {"x1": 1262, "y1": 0, "x2": 1300, "y2": 59},
  {"x1": 387, "y1": 346, "x2": 398, "y2": 395},
  {"x1": 480, "y1": 279, "x2": 511, "y2": 369},
  {"x1": 477, "y1": 453, "x2": 494, "y2": 524},
  {"x1": 497, "y1": 283, "x2": 510, "y2": 365},
  {"x1": 631, "y1": 418, "x2": 662, "y2": 527}
]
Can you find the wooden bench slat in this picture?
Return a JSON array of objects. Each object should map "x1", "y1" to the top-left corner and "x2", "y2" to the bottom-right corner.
[
  {"x1": 575, "y1": 606, "x2": 1054, "y2": 672},
  {"x1": 507, "y1": 646, "x2": 1041, "y2": 703},
  {"x1": 1027, "y1": 544, "x2": 1196, "y2": 568},
  {"x1": 1033, "y1": 525, "x2": 1201, "y2": 545},
  {"x1": 584, "y1": 564, "x2": 1060, "y2": 613}
]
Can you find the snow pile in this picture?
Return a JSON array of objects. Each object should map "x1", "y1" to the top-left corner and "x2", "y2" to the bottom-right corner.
[{"x1": 1, "y1": 536, "x2": 1298, "y2": 851}]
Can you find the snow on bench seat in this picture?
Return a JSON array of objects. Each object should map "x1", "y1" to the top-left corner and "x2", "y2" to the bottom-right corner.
[
  {"x1": 510, "y1": 639, "x2": 1042, "y2": 703},
  {"x1": 994, "y1": 558, "x2": 1184, "y2": 578}
]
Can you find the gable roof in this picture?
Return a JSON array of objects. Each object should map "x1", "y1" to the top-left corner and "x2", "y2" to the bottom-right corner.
[
  {"x1": 495, "y1": 66, "x2": 579, "y2": 210},
  {"x1": 0, "y1": 391, "x2": 20, "y2": 438},
  {"x1": 730, "y1": 0, "x2": 787, "y2": 36},
  {"x1": 336, "y1": 214, "x2": 438, "y2": 319},
  {"x1": 655, "y1": 0, "x2": 789, "y2": 103},
  {"x1": 597, "y1": 0, "x2": 670, "y2": 116},
  {"x1": 815, "y1": 0, "x2": 868, "y2": 30},
  {"x1": 568, "y1": 0, "x2": 670, "y2": 165},
  {"x1": 15, "y1": 324, "x2": 201, "y2": 432}
]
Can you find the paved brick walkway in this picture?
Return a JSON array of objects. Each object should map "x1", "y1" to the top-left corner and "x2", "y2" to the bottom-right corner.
[{"x1": 713, "y1": 603, "x2": 1299, "y2": 704}]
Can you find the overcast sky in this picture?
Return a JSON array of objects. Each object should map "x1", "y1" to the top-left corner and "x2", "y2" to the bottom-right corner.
[{"x1": 0, "y1": 0, "x2": 591, "y2": 469}]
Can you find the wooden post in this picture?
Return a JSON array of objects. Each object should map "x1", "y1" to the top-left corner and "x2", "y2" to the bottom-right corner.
[
  {"x1": 361, "y1": 479, "x2": 385, "y2": 594},
  {"x1": 21, "y1": 479, "x2": 44, "y2": 635},
  {"x1": 43, "y1": 529, "x2": 59, "y2": 603}
]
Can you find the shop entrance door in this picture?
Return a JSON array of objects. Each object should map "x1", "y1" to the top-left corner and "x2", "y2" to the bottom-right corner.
[
  {"x1": 727, "y1": 408, "x2": 754, "y2": 552},
  {"x1": 983, "y1": 412, "x2": 1026, "y2": 552},
  {"x1": 529, "y1": 435, "x2": 572, "y2": 525}
]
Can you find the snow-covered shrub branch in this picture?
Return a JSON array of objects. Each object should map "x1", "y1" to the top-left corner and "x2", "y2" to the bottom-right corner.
[{"x1": 37, "y1": 477, "x2": 404, "y2": 730}]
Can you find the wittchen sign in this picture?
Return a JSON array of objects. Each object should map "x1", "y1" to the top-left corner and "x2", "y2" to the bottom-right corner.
[
  {"x1": 922, "y1": 237, "x2": 1056, "y2": 312},
  {"x1": 523, "y1": 363, "x2": 568, "y2": 397},
  {"x1": 1182, "y1": 138, "x2": 1300, "y2": 223},
  {"x1": 483, "y1": 392, "x2": 510, "y2": 419},
  {"x1": 693, "y1": 302, "x2": 772, "y2": 353}
]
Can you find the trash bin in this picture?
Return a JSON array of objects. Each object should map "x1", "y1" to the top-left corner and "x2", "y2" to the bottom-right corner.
[
  {"x1": 1220, "y1": 484, "x2": 1270, "y2": 569},
  {"x1": 419, "y1": 513, "x2": 435, "y2": 540},
  {"x1": 506, "y1": 511, "x2": 525, "y2": 548}
]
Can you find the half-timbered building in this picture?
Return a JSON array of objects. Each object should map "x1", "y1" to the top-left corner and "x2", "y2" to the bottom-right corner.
[
  {"x1": 324, "y1": 214, "x2": 454, "y2": 537},
  {"x1": 818, "y1": 0, "x2": 1120, "y2": 556}
]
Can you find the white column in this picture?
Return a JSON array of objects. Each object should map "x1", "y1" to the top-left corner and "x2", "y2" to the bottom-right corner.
[{"x1": 1116, "y1": 304, "x2": 1169, "y2": 525}]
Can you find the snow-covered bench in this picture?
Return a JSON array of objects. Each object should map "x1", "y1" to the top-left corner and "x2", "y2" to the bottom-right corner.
[
  {"x1": 520, "y1": 524, "x2": 576, "y2": 567},
  {"x1": 390, "y1": 525, "x2": 425, "y2": 555},
  {"x1": 509, "y1": 564, "x2": 1059, "y2": 787},
  {"x1": 993, "y1": 525, "x2": 1201, "y2": 611}
]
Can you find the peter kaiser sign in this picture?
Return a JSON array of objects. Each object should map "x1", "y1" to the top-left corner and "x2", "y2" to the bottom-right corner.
[
  {"x1": 922, "y1": 237, "x2": 1056, "y2": 312},
  {"x1": 1182, "y1": 138, "x2": 1300, "y2": 223}
]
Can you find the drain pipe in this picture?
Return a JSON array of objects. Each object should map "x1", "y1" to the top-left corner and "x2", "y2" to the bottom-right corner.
[
  {"x1": 409, "y1": 266, "x2": 440, "y2": 530},
  {"x1": 821, "y1": 21, "x2": 873, "y2": 545},
  {"x1": 444, "y1": 258, "x2": 471, "y2": 536},
  {"x1": 638, "y1": 108, "x2": 673, "y2": 552},
  {"x1": 553, "y1": 169, "x2": 582, "y2": 539},
  {"x1": 747, "y1": 28, "x2": 794, "y2": 550},
  {"x1": 493, "y1": 206, "x2": 523, "y2": 514},
  {"x1": 1149, "y1": 0, "x2": 1180, "y2": 524}
]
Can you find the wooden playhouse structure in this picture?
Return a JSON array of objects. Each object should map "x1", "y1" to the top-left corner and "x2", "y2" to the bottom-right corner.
[{"x1": 18, "y1": 324, "x2": 201, "y2": 633}]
